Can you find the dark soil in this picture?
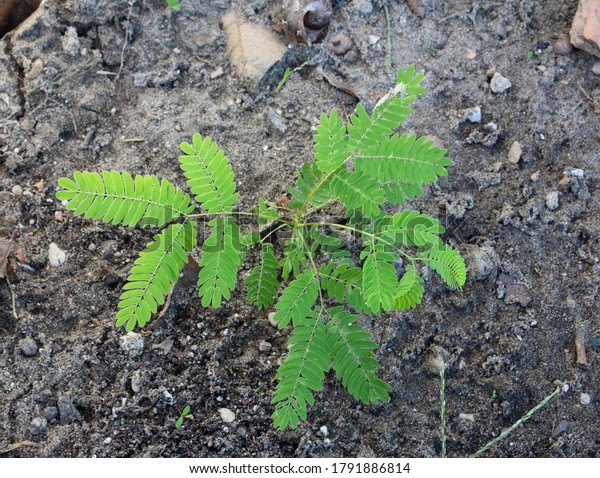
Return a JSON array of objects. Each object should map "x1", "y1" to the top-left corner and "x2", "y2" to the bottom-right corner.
[{"x1": 1, "y1": 0, "x2": 599, "y2": 458}]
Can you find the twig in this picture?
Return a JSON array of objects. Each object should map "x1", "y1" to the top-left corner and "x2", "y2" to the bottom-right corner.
[
  {"x1": 470, "y1": 387, "x2": 561, "y2": 458},
  {"x1": 5, "y1": 278, "x2": 18, "y2": 319},
  {"x1": 116, "y1": 0, "x2": 137, "y2": 80},
  {"x1": 155, "y1": 285, "x2": 174, "y2": 322},
  {"x1": 382, "y1": 1, "x2": 393, "y2": 72},
  {"x1": 439, "y1": 361, "x2": 447, "y2": 458}
]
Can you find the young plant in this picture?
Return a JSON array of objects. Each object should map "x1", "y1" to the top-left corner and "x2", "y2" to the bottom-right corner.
[
  {"x1": 166, "y1": 0, "x2": 181, "y2": 12},
  {"x1": 56, "y1": 66, "x2": 466, "y2": 430},
  {"x1": 175, "y1": 405, "x2": 191, "y2": 429}
]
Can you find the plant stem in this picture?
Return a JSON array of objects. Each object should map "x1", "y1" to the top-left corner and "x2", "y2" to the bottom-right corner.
[
  {"x1": 470, "y1": 387, "x2": 561, "y2": 458},
  {"x1": 440, "y1": 362, "x2": 446, "y2": 458}
]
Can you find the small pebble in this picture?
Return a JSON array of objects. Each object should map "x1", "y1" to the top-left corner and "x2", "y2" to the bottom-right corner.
[
  {"x1": 545, "y1": 191, "x2": 559, "y2": 211},
  {"x1": 119, "y1": 332, "x2": 144, "y2": 357},
  {"x1": 131, "y1": 370, "x2": 143, "y2": 393},
  {"x1": 508, "y1": 141, "x2": 522, "y2": 163},
  {"x1": 551, "y1": 419, "x2": 570, "y2": 438},
  {"x1": 48, "y1": 242, "x2": 67, "y2": 267},
  {"x1": 328, "y1": 32, "x2": 352, "y2": 55},
  {"x1": 466, "y1": 48, "x2": 476, "y2": 60},
  {"x1": 320, "y1": 425, "x2": 329, "y2": 437},
  {"x1": 219, "y1": 408, "x2": 236, "y2": 423},
  {"x1": 580, "y1": 393, "x2": 591, "y2": 405},
  {"x1": 30, "y1": 417, "x2": 48, "y2": 436},
  {"x1": 44, "y1": 406, "x2": 58, "y2": 421},
  {"x1": 104, "y1": 437, "x2": 112, "y2": 444},
  {"x1": 58, "y1": 395, "x2": 81, "y2": 423},
  {"x1": 18, "y1": 337, "x2": 38, "y2": 357},
  {"x1": 552, "y1": 35, "x2": 573, "y2": 55},
  {"x1": 463, "y1": 106, "x2": 481, "y2": 123},
  {"x1": 593, "y1": 61, "x2": 600, "y2": 76},
  {"x1": 11, "y1": 185, "x2": 23, "y2": 196},
  {"x1": 368, "y1": 35, "x2": 380, "y2": 45},
  {"x1": 258, "y1": 341, "x2": 272, "y2": 353},
  {"x1": 268, "y1": 312, "x2": 278, "y2": 327},
  {"x1": 490, "y1": 72, "x2": 512, "y2": 93},
  {"x1": 459, "y1": 413, "x2": 475, "y2": 422}
]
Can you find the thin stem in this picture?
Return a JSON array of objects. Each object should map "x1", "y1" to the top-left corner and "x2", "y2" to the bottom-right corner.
[
  {"x1": 470, "y1": 387, "x2": 561, "y2": 458},
  {"x1": 440, "y1": 362, "x2": 446, "y2": 458},
  {"x1": 5, "y1": 277, "x2": 18, "y2": 319},
  {"x1": 298, "y1": 221, "x2": 414, "y2": 262}
]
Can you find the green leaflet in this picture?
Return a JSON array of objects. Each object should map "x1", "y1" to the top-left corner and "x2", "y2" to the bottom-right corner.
[
  {"x1": 313, "y1": 109, "x2": 347, "y2": 174},
  {"x1": 116, "y1": 222, "x2": 196, "y2": 331},
  {"x1": 325, "y1": 307, "x2": 391, "y2": 404},
  {"x1": 245, "y1": 243, "x2": 280, "y2": 310},
  {"x1": 271, "y1": 311, "x2": 329, "y2": 430},
  {"x1": 179, "y1": 133, "x2": 238, "y2": 215},
  {"x1": 420, "y1": 246, "x2": 467, "y2": 290},
  {"x1": 273, "y1": 268, "x2": 319, "y2": 329},
  {"x1": 56, "y1": 171, "x2": 192, "y2": 228},
  {"x1": 197, "y1": 217, "x2": 243, "y2": 308}
]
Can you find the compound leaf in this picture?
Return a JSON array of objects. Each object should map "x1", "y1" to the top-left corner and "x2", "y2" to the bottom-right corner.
[
  {"x1": 179, "y1": 134, "x2": 238, "y2": 214},
  {"x1": 245, "y1": 243, "x2": 280, "y2": 310},
  {"x1": 116, "y1": 221, "x2": 196, "y2": 331}
]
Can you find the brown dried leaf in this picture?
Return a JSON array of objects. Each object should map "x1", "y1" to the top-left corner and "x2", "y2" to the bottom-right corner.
[{"x1": 0, "y1": 441, "x2": 37, "y2": 454}]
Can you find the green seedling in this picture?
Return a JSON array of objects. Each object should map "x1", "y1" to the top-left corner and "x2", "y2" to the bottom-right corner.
[
  {"x1": 275, "y1": 59, "x2": 313, "y2": 93},
  {"x1": 166, "y1": 0, "x2": 181, "y2": 12},
  {"x1": 56, "y1": 66, "x2": 466, "y2": 430},
  {"x1": 175, "y1": 405, "x2": 191, "y2": 429}
]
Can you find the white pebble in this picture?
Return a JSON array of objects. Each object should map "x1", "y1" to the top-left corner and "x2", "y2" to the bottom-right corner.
[
  {"x1": 490, "y1": 72, "x2": 512, "y2": 93},
  {"x1": 48, "y1": 242, "x2": 67, "y2": 267},
  {"x1": 218, "y1": 408, "x2": 236, "y2": 423},
  {"x1": 580, "y1": 393, "x2": 591, "y2": 405},
  {"x1": 268, "y1": 312, "x2": 278, "y2": 327},
  {"x1": 119, "y1": 332, "x2": 144, "y2": 357},
  {"x1": 545, "y1": 191, "x2": 559, "y2": 211},
  {"x1": 320, "y1": 425, "x2": 329, "y2": 437},
  {"x1": 12, "y1": 185, "x2": 23, "y2": 196},
  {"x1": 592, "y1": 61, "x2": 600, "y2": 75},
  {"x1": 104, "y1": 437, "x2": 112, "y2": 444}
]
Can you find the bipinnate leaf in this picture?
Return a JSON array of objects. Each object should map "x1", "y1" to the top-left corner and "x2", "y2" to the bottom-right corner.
[
  {"x1": 197, "y1": 217, "x2": 243, "y2": 308},
  {"x1": 313, "y1": 109, "x2": 347, "y2": 174},
  {"x1": 56, "y1": 171, "x2": 193, "y2": 227},
  {"x1": 116, "y1": 221, "x2": 196, "y2": 331},
  {"x1": 420, "y1": 246, "x2": 466, "y2": 290},
  {"x1": 361, "y1": 245, "x2": 399, "y2": 313},
  {"x1": 331, "y1": 169, "x2": 385, "y2": 219},
  {"x1": 355, "y1": 133, "x2": 451, "y2": 186},
  {"x1": 245, "y1": 243, "x2": 280, "y2": 310},
  {"x1": 393, "y1": 265, "x2": 424, "y2": 310},
  {"x1": 273, "y1": 268, "x2": 319, "y2": 329},
  {"x1": 179, "y1": 134, "x2": 238, "y2": 214},
  {"x1": 271, "y1": 311, "x2": 329, "y2": 430},
  {"x1": 325, "y1": 307, "x2": 392, "y2": 404}
]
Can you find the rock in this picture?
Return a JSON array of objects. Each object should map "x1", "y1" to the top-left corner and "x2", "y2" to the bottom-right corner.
[
  {"x1": 48, "y1": 242, "x2": 66, "y2": 267},
  {"x1": 30, "y1": 416, "x2": 47, "y2": 436},
  {"x1": 463, "y1": 106, "x2": 481, "y2": 123},
  {"x1": 131, "y1": 370, "x2": 143, "y2": 393},
  {"x1": 490, "y1": 72, "x2": 512, "y2": 93},
  {"x1": 328, "y1": 32, "x2": 353, "y2": 55},
  {"x1": 11, "y1": 184, "x2": 23, "y2": 196},
  {"x1": 570, "y1": 0, "x2": 600, "y2": 58},
  {"x1": 500, "y1": 274, "x2": 533, "y2": 307},
  {"x1": 218, "y1": 407, "x2": 236, "y2": 423},
  {"x1": 62, "y1": 26, "x2": 80, "y2": 56},
  {"x1": 268, "y1": 312, "x2": 278, "y2": 327},
  {"x1": 593, "y1": 61, "x2": 600, "y2": 74},
  {"x1": 580, "y1": 393, "x2": 591, "y2": 405},
  {"x1": 508, "y1": 141, "x2": 522, "y2": 163},
  {"x1": 258, "y1": 341, "x2": 272, "y2": 353},
  {"x1": 221, "y1": 11, "x2": 287, "y2": 82},
  {"x1": 266, "y1": 108, "x2": 287, "y2": 134},
  {"x1": 156, "y1": 386, "x2": 174, "y2": 408},
  {"x1": 58, "y1": 395, "x2": 82, "y2": 423},
  {"x1": 468, "y1": 171, "x2": 502, "y2": 190},
  {"x1": 18, "y1": 337, "x2": 38, "y2": 356},
  {"x1": 553, "y1": 34, "x2": 574, "y2": 55},
  {"x1": 104, "y1": 437, "x2": 112, "y2": 444},
  {"x1": 119, "y1": 332, "x2": 144, "y2": 357},
  {"x1": 368, "y1": 35, "x2": 380, "y2": 45},
  {"x1": 466, "y1": 243, "x2": 499, "y2": 281},
  {"x1": 320, "y1": 425, "x2": 329, "y2": 437},
  {"x1": 545, "y1": 191, "x2": 560, "y2": 211},
  {"x1": 459, "y1": 413, "x2": 475, "y2": 422},
  {"x1": 133, "y1": 72, "x2": 154, "y2": 87},
  {"x1": 552, "y1": 419, "x2": 570, "y2": 438},
  {"x1": 44, "y1": 406, "x2": 58, "y2": 422},
  {"x1": 280, "y1": 0, "x2": 332, "y2": 45}
]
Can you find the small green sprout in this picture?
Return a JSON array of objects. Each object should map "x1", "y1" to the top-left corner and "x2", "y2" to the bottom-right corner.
[
  {"x1": 166, "y1": 0, "x2": 181, "y2": 12},
  {"x1": 275, "y1": 59, "x2": 313, "y2": 93},
  {"x1": 175, "y1": 405, "x2": 191, "y2": 429}
]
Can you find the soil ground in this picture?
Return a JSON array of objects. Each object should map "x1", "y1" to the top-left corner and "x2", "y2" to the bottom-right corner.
[{"x1": 1, "y1": 0, "x2": 599, "y2": 458}]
